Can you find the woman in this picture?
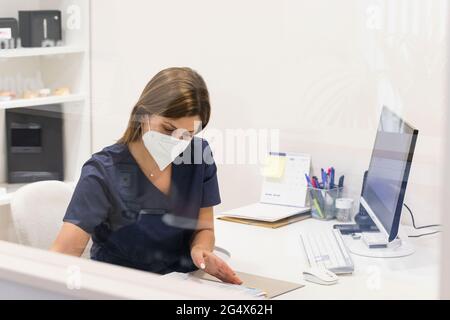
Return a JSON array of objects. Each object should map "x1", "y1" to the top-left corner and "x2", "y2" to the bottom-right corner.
[{"x1": 51, "y1": 67, "x2": 242, "y2": 284}]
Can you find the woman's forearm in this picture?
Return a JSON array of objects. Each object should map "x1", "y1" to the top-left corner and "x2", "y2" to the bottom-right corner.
[
  {"x1": 191, "y1": 229, "x2": 215, "y2": 252},
  {"x1": 51, "y1": 222, "x2": 90, "y2": 257}
]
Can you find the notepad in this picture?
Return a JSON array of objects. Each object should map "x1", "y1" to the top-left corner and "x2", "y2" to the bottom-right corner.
[{"x1": 261, "y1": 155, "x2": 286, "y2": 178}]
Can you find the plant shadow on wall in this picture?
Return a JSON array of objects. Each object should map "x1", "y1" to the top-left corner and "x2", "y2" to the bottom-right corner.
[
  {"x1": 298, "y1": 0, "x2": 448, "y2": 132},
  {"x1": 375, "y1": 32, "x2": 447, "y2": 133},
  {"x1": 299, "y1": 56, "x2": 380, "y2": 131}
]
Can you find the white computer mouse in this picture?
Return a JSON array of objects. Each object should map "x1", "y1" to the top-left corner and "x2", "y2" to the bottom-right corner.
[{"x1": 302, "y1": 267, "x2": 339, "y2": 285}]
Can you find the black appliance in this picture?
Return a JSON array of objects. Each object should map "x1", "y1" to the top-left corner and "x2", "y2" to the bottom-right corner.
[
  {"x1": 0, "y1": 18, "x2": 19, "y2": 49},
  {"x1": 6, "y1": 105, "x2": 64, "y2": 183},
  {"x1": 19, "y1": 10, "x2": 62, "y2": 47}
]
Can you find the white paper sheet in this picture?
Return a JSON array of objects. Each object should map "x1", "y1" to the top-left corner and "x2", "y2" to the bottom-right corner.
[{"x1": 161, "y1": 272, "x2": 266, "y2": 298}]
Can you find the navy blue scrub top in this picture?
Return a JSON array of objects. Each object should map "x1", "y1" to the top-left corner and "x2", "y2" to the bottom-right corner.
[{"x1": 63, "y1": 138, "x2": 221, "y2": 274}]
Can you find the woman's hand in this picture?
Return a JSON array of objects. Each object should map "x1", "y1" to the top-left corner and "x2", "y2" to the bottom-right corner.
[{"x1": 191, "y1": 246, "x2": 243, "y2": 285}]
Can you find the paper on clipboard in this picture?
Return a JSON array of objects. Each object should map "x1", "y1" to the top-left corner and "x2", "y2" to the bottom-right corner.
[
  {"x1": 161, "y1": 272, "x2": 267, "y2": 298},
  {"x1": 219, "y1": 202, "x2": 309, "y2": 223}
]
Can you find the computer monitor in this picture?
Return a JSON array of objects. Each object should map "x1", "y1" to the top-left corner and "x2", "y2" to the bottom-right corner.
[{"x1": 360, "y1": 106, "x2": 419, "y2": 243}]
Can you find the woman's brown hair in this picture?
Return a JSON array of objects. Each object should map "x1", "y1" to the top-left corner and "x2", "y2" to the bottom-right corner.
[{"x1": 118, "y1": 67, "x2": 211, "y2": 144}]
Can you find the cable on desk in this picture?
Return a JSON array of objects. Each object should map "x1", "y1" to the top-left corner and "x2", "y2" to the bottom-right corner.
[
  {"x1": 403, "y1": 203, "x2": 442, "y2": 238},
  {"x1": 403, "y1": 203, "x2": 441, "y2": 230},
  {"x1": 408, "y1": 231, "x2": 441, "y2": 238}
]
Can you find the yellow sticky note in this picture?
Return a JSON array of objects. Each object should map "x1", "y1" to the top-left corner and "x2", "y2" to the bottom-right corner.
[{"x1": 261, "y1": 156, "x2": 286, "y2": 178}]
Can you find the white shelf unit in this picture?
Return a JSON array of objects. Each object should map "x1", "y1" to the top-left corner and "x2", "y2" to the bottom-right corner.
[
  {"x1": 0, "y1": 0, "x2": 91, "y2": 206},
  {"x1": 0, "y1": 93, "x2": 85, "y2": 109},
  {"x1": 0, "y1": 46, "x2": 85, "y2": 58}
]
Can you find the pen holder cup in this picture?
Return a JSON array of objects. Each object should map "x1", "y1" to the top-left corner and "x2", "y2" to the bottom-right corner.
[{"x1": 307, "y1": 187, "x2": 343, "y2": 220}]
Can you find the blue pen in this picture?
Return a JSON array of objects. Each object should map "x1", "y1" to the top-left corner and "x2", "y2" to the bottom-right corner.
[
  {"x1": 321, "y1": 169, "x2": 328, "y2": 189},
  {"x1": 330, "y1": 167, "x2": 335, "y2": 189},
  {"x1": 305, "y1": 173, "x2": 312, "y2": 187}
]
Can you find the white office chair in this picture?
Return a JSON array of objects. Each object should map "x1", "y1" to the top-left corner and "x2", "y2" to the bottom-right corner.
[{"x1": 10, "y1": 180, "x2": 91, "y2": 258}]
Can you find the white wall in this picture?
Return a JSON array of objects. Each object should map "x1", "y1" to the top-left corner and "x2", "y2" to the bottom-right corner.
[{"x1": 90, "y1": 0, "x2": 449, "y2": 226}]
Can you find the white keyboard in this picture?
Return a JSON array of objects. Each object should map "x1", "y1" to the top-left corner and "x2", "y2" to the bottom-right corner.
[{"x1": 300, "y1": 229, "x2": 354, "y2": 274}]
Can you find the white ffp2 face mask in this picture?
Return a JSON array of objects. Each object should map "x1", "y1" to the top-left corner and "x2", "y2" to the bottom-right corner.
[{"x1": 142, "y1": 130, "x2": 191, "y2": 171}]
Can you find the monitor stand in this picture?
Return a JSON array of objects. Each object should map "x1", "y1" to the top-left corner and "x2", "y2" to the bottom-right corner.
[{"x1": 346, "y1": 226, "x2": 415, "y2": 258}]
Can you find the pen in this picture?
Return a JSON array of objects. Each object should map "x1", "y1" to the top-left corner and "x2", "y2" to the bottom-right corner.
[
  {"x1": 305, "y1": 173, "x2": 312, "y2": 187},
  {"x1": 338, "y1": 175, "x2": 345, "y2": 188},
  {"x1": 312, "y1": 176, "x2": 326, "y2": 210},
  {"x1": 313, "y1": 198, "x2": 325, "y2": 219},
  {"x1": 312, "y1": 176, "x2": 319, "y2": 189},
  {"x1": 330, "y1": 167, "x2": 335, "y2": 189},
  {"x1": 306, "y1": 174, "x2": 324, "y2": 218},
  {"x1": 321, "y1": 169, "x2": 328, "y2": 189}
]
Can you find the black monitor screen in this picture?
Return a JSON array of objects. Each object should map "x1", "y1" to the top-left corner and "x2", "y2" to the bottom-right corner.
[
  {"x1": 362, "y1": 107, "x2": 418, "y2": 241},
  {"x1": 11, "y1": 128, "x2": 42, "y2": 147}
]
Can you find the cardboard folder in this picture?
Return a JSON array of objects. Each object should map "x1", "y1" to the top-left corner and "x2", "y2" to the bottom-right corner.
[
  {"x1": 217, "y1": 212, "x2": 310, "y2": 229},
  {"x1": 191, "y1": 270, "x2": 304, "y2": 299}
]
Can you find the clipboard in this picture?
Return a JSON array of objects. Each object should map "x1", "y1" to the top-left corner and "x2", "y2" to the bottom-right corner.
[
  {"x1": 217, "y1": 211, "x2": 310, "y2": 229},
  {"x1": 191, "y1": 270, "x2": 304, "y2": 299}
]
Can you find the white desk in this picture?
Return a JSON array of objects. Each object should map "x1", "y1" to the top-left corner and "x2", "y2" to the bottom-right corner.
[{"x1": 214, "y1": 217, "x2": 440, "y2": 299}]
